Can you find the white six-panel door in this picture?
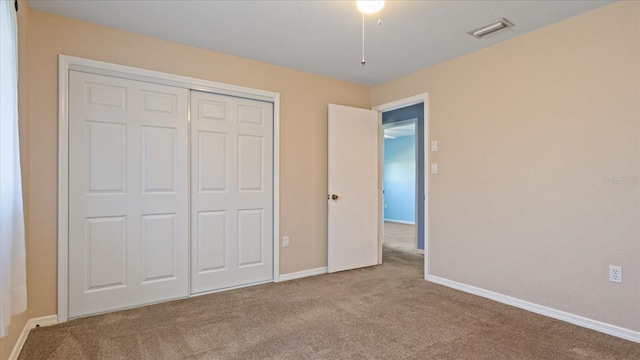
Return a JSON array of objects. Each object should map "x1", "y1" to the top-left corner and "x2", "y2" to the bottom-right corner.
[
  {"x1": 190, "y1": 91, "x2": 273, "y2": 294},
  {"x1": 68, "y1": 71, "x2": 190, "y2": 317}
]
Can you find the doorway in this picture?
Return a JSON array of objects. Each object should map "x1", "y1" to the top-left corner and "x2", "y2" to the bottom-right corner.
[
  {"x1": 382, "y1": 104, "x2": 425, "y2": 255},
  {"x1": 383, "y1": 120, "x2": 417, "y2": 253},
  {"x1": 373, "y1": 94, "x2": 429, "y2": 279}
]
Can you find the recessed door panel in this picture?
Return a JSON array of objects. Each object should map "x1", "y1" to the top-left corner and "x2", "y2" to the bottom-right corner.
[
  {"x1": 200, "y1": 100, "x2": 227, "y2": 121},
  {"x1": 141, "y1": 214, "x2": 176, "y2": 283},
  {"x1": 142, "y1": 126, "x2": 176, "y2": 193},
  {"x1": 238, "y1": 135, "x2": 263, "y2": 192},
  {"x1": 86, "y1": 216, "x2": 127, "y2": 291},
  {"x1": 87, "y1": 83, "x2": 126, "y2": 110},
  {"x1": 237, "y1": 209, "x2": 263, "y2": 267},
  {"x1": 86, "y1": 121, "x2": 126, "y2": 193},
  {"x1": 198, "y1": 131, "x2": 226, "y2": 192},
  {"x1": 142, "y1": 90, "x2": 177, "y2": 115},
  {"x1": 197, "y1": 211, "x2": 227, "y2": 273},
  {"x1": 238, "y1": 105, "x2": 263, "y2": 126}
]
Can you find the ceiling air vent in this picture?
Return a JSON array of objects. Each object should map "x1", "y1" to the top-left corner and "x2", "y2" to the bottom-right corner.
[{"x1": 468, "y1": 18, "x2": 514, "y2": 39}]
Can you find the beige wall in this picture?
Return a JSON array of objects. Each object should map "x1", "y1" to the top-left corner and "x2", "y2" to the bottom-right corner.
[
  {"x1": 3, "y1": 2, "x2": 638, "y2": 358},
  {"x1": 373, "y1": 1, "x2": 640, "y2": 331},
  {"x1": 4, "y1": 7, "x2": 369, "y2": 356}
]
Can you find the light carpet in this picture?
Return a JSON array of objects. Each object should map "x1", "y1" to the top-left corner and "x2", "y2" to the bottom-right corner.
[{"x1": 19, "y1": 247, "x2": 640, "y2": 359}]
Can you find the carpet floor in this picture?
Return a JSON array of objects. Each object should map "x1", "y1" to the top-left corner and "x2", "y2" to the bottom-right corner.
[
  {"x1": 19, "y1": 247, "x2": 640, "y2": 359},
  {"x1": 383, "y1": 222, "x2": 416, "y2": 254}
]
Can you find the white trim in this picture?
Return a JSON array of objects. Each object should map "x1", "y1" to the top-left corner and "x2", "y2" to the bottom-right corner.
[
  {"x1": 373, "y1": 94, "x2": 427, "y2": 113},
  {"x1": 373, "y1": 93, "x2": 429, "y2": 280},
  {"x1": 60, "y1": 56, "x2": 276, "y2": 102},
  {"x1": 378, "y1": 114, "x2": 384, "y2": 265},
  {"x1": 273, "y1": 93, "x2": 281, "y2": 283},
  {"x1": 428, "y1": 275, "x2": 640, "y2": 343},
  {"x1": 279, "y1": 267, "x2": 328, "y2": 282},
  {"x1": 383, "y1": 219, "x2": 416, "y2": 225},
  {"x1": 57, "y1": 56, "x2": 70, "y2": 324},
  {"x1": 424, "y1": 95, "x2": 430, "y2": 281},
  {"x1": 9, "y1": 315, "x2": 58, "y2": 360},
  {"x1": 58, "y1": 55, "x2": 281, "y2": 322}
]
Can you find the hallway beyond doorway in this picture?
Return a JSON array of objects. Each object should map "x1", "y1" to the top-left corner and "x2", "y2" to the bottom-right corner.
[{"x1": 383, "y1": 221, "x2": 417, "y2": 254}]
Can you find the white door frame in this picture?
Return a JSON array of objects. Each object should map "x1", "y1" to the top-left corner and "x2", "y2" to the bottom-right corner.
[
  {"x1": 58, "y1": 55, "x2": 281, "y2": 322},
  {"x1": 373, "y1": 93, "x2": 429, "y2": 280}
]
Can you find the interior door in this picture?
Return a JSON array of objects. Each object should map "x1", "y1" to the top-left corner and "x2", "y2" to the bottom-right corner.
[
  {"x1": 190, "y1": 90, "x2": 274, "y2": 294},
  {"x1": 68, "y1": 71, "x2": 189, "y2": 317},
  {"x1": 328, "y1": 104, "x2": 379, "y2": 273}
]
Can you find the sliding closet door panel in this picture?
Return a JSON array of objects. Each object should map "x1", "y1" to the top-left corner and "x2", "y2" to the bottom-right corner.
[
  {"x1": 191, "y1": 91, "x2": 273, "y2": 294},
  {"x1": 68, "y1": 71, "x2": 189, "y2": 318}
]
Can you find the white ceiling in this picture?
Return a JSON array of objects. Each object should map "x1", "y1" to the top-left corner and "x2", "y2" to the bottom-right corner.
[{"x1": 27, "y1": 0, "x2": 613, "y2": 86}]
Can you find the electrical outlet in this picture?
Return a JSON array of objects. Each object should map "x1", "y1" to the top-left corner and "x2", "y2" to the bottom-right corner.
[
  {"x1": 609, "y1": 265, "x2": 622, "y2": 283},
  {"x1": 282, "y1": 236, "x2": 290, "y2": 248}
]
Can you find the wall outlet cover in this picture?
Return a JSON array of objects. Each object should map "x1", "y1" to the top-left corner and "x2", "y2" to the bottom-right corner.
[{"x1": 609, "y1": 265, "x2": 622, "y2": 283}]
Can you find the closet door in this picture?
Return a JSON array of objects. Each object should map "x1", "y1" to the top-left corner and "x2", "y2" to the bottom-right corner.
[
  {"x1": 191, "y1": 91, "x2": 273, "y2": 294},
  {"x1": 68, "y1": 71, "x2": 189, "y2": 317}
]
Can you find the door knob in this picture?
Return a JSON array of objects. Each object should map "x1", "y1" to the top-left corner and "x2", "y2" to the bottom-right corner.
[{"x1": 331, "y1": 194, "x2": 339, "y2": 200}]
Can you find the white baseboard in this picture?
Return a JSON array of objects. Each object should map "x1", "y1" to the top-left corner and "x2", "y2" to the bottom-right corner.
[
  {"x1": 14, "y1": 276, "x2": 638, "y2": 360},
  {"x1": 427, "y1": 275, "x2": 640, "y2": 343},
  {"x1": 383, "y1": 219, "x2": 415, "y2": 225},
  {"x1": 279, "y1": 267, "x2": 328, "y2": 282},
  {"x1": 9, "y1": 315, "x2": 58, "y2": 360}
]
